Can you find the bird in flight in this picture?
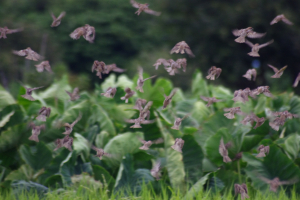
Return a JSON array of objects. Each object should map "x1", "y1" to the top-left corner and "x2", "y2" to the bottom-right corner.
[
  {"x1": 232, "y1": 27, "x2": 266, "y2": 43},
  {"x1": 206, "y1": 66, "x2": 222, "y2": 80},
  {"x1": 170, "y1": 41, "x2": 195, "y2": 57},
  {"x1": 50, "y1": 11, "x2": 66, "y2": 27},
  {"x1": 62, "y1": 113, "x2": 82, "y2": 135},
  {"x1": 219, "y1": 138, "x2": 232, "y2": 163},
  {"x1": 256, "y1": 145, "x2": 269, "y2": 158},
  {"x1": 130, "y1": 0, "x2": 161, "y2": 16},
  {"x1": 121, "y1": 88, "x2": 135, "y2": 103},
  {"x1": 293, "y1": 73, "x2": 300, "y2": 88},
  {"x1": 13, "y1": 47, "x2": 43, "y2": 61},
  {"x1": 66, "y1": 88, "x2": 80, "y2": 101},
  {"x1": 267, "y1": 64, "x2": 288, "y2": 78},
  {"x1": 270, "y1": 14, "x2": 293, "y2": 25},
  {"x1": 35, "y1": 61, "x2": 53, "y2": 73},
  {"x1": 163, "y1": 88, "x2": 178, "y2": 109},
  {"x1": 234, "y1": 183, "x2": 249, "y2": 200},
  {"x1": 245, "y1": 39, "x2": 274, "y2": 57},
  {"x1": 28, "y1": 123, "x2": 45, "y2": 142},
  {"x1": 243, "y1": 69, "x2": 257, "y2": 81},
  {"x1": 36, "y1": 107, "x2": 51, "y2": 121},
  {"x1": 0, "y1": 26, "x2": 23, "y2": 39},
  {"x1": 101, "y1": 87, "x2": 117, "y2": 98},
  {"x1": 70, "y1": 24, "x2": 95, "y2": 43},
  {"x1": 21, "y1": 84, "x2": 44, "y2": 101},
  {"x1": 171, "y1": 114, "x2": 190, "y2": 130},
  {"x1": 136, "y1": 67, "x2": 157, "y2": 93},
  {"x1": 171, "y1": 138, "x2": 185, "y2": 153}
]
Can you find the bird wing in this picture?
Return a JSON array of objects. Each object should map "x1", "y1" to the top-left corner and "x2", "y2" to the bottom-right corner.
[
  {"x1": 65, "y1": 90, "x2": 72, "y2": 97},
  {"x1": 138, "y1": 67, "x2": 143, "y2": 80},
  {"x1": 141, "y1": 119, "x2": 156, "y2": 124},
  {"x1": 184, "y1": 46, "x2": 195, "y2": 58},
  {"x1": 267, "y1": 64, "x2": 279, "y2": 73},
  {"x1": 143, "y1": 75, "x2": 157, "y2": 81},
  {"x1": 232, "y1": 29, "x2": 243, "y2": 36},
  {"x1": 153, "y1": 138, "x2": 164, "y2": 144},
  {"x1": 234, "y1": 184, "x2": 241, "y2": 195},
  {"x1": 44, "y1": 62, "x2": 53, "y2": 73},
  {"x1": 293, "y1": 73, "x2": 300, "y2": 88},
  {"x1": 200, "y1": 96, "x2": 209, "y2": 101},
  {"x1": 12, "y1": 50, "x2": 27, "y2": 56},
  {"x1": 144, "y1": 8, "x2": 161, "y2": 16},
  {"x1": 72, "y1": 87, "x2": 79, "y2": 96},
  {"x1": 7, "y1": 28, "x2": 23, "y2": 34},
  {"x1": 168, "y1": 88, "x2": 178, "y2": 99},
  {"x1": 247, "y1": 31, "x2": 266, "y2": 38},
  {"x1": 244, "y1": 40, "x2": 254, "y2": 48},
  {"x1": 270, "y1": 15, "x2": 280, "y2": 25},
  {"x1": 130, "y1": 0, "x2": 140, "y2": 8},
  {"x1": 50, "y1": 12, "x2": 57, "y2": 20},
  {"x1": 38, "y1": 107, "x2": 46, "y2": 114},
  {"x1": 251, "y1": 69, "x2": 257, "y2": 81},
  {"x1": 215, "y1": 68, "x2": 222, "y2": 78},
  {"x1": 31, "y1": 86, "x2": 44, "y2": 91},
  {"x1": 170, "y1": 42, "x2": 181, "y2": 54},
  {"x1": 219, "y1": 138, "x2": 226, "y2": 156},
  {"x1": 258, "y1": 40, "x2": 274, "y2": 49},
  {"x1": 57, "y1": 11, "x2": 66, "y2": 20},
  {"x1": 277, "y1": 65, "x2": 288, "y2": 73},
  {"x1": 71, "y1": 113, "x2": 82, "y2": 127},
  {"x1": 282, "y1": 16, "x2": 293, "y2": 25}
]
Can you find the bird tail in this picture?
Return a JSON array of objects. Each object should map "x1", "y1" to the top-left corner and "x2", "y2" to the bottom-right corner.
[
  {"x1": 29, "y1": 135, "x2": 39, "y2": 142},
  {"x1": 248, "y1": 52, "x2": 260, "y2": 57},
  {"x1": 223, "y1": 156, "x2": 232, "y2": 163},
  {"x1": 235, "y1": 36, "x2": 245, "y2": 43}
]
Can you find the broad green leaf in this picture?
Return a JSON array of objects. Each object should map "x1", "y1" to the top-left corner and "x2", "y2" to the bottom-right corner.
[
  {"x1": 183, "y1": 173, "x2": 210, "y2": 200},
  {"x1": 44, "y1": 175, "x2": 63, "y2": 188},
  {"x1": 0, "y1": 104, "x2": 24, "y2": 129},
  {"x1": 5, "y1": 164, "x2": 33, "y2": 181},
  {"x1": 114, "y1": 154, "x2": 135, "y2": 190},
  {"x1": 73, "y1": 133, "x2": 90, "y2": 161},
  {"x1": 59, "y1": 151, "x2": 77, "y2": 186},
  {"x1": 148, "y1": 78, "x2": 173, "y2": 108},
  {"x1": 191, "y1": 101, "x2": 210, "y2": 124},
  {"x1": 0, "y1": 111, "x2": 14, "y2": 128},
  {"x1": 191, "y1": 71, "x2": 209, "y2": 98},
  {"x1": 95, "y1": 131, "x2": 110, "y2": 148},
  {"x1": 254, "y1": 96, "x2": 267, "y2": 114},
  {"x1": 11, "y1": 180, "x2": 48, "y2": 198},
  {"x1": 0, "y1": 124, "x2": 28, "y2": 153},
  {"x1": 283, "y1": 133, "x2": 300, "y2": 160},
  {"x1": 93, "y1": 165, "x2": 115, "y2": 190},
  {"x1": 0, "y1": 85, "x2": 15, "y2": 110}
]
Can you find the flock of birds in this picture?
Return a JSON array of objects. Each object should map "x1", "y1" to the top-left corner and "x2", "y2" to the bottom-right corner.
[{"x1": 1, "y1": 1, "x2": 300, "y2": 198}]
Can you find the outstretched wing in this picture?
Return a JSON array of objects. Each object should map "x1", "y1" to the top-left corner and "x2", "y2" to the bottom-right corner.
[
  {"x1": 130, "y1": 0, "x2": 140, "y2": 8},
  {"x1": 200, "y1": 96, "x2": 210, "y2": 101},
  {"x1": 270, "y1": 15, "x2": 281, "y2": 25},
  {"x1": 267, "y1": 64, "x2": 279, "y2": 73},
  {"x1": 7, "y1": 28, "x2": 23, "y2": 34},
  {"x1": 144, "y1": 8, "x2": 161, "y2": 16},
  {"x1": 282, "y1": 16, "x2": 293, "y2": 25},
  {"x1": 31, "y1": 86, "x2": 44, "y2": 91},
  {"x1": 138, "y1": 67, "x2": 143, "y2": 80},
  {"x1": 258, "y1": 40, "x2": 274, "y2": 49},
  {"x1": 293, "y1": 73, "x2": 300, "y2": 88},
  {"x1": 71, "y1": 113, "x2": 82, "y2": 127},
  {"x1": 244, "y1": 40, "x2": 254, "y2": 48},
  {"x1": 12, "y1": 50, "x2": 27, "y2": 56},
  {"x1": 232, "y1": 29, "x2": 244, "y2": 36},
  {"x1": 247, "y1": 31, "x2": 266, "y2": 38},
  {"x1": 57, "y1": 11, "x2": 66, "y2": 20}
]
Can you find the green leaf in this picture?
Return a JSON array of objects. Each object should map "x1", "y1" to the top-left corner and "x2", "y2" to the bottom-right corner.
[
  {"x1": 190, "y1": 101, "x2": 210, "y2": 124},
  {"x1": 19, "y1": 143, "x2": 52, "y2": 171},
  {"x1": 0, "y1": 111, "x2": 15, "y2": 128},
  {"x1": 73, "y1": 133, "x2": 90, "y2": 161},
  {"x1": 5, "y1": 164, "x2": 33, "y2": 181},
  {"x1": 95, "y1": 131, "x2": 110, "y2": 148},
  {"x1": 44, "y1": 175, "x2": 63, "y2": 188},
  {"x1": 191, "y1": 71, "x2": 209, "y2": 98},
  {"x1": 0, "y1": 124, "x2": 28, "y2": 153},
  {"x1": 283, "y1": 133, "x2": 300, "y2": 160},
  {"x1": 183, "y1": 173, "x2": 210, "y2": 200},
  {"x1": 114, "y1": 154, "x2": 135, "y2": 190},
  {"x1": 92, "y1": 165, "x2": 115, "y2": 190},
  {"x1": 148, "y1": 78, "x2": 173, "y2": 108},
  {"x1": 59, "y1": 151, "x2": 77, "y2": 186},
  {"x1": 0, "y1": 85, "x2": 16, "y2": 110}
]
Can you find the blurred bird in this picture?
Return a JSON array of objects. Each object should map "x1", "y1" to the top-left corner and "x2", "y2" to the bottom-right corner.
[
  {"x1": 233, "y1": 152, "x2": 243, "y2": 161},
  {"x1": 232, "y1": 27, "x2": 266, "y2": 43},
  {"x1": 293, "y1": 73, "x2": 300, "y2": 88},
  {"x1": 21, "y1": 85, "x2": 44, "y2": 101},
  {"x1": 62, "y1": 113, "x2": 82, "y2": 135},
  {"x1": 242, "y1": 113, "x2": 265, "y2": 129},
  {"x1": 0, "y1": 26, "x2": 23, "y2": 39},
  {"x1": 54, "y1": 135, "x2": 73, "y2": 151},
  {"x1": 243, "y1": 69, "x2": 257, "y2": 81},
  {"x1": 139, "y1": 137, "x2": 164, "y2": 150},
  {"x1": 200, "y1": 96, "x2": 222, "y2": 107},
  {"x1": 170, "y1": 41, "x2": 195, "y2": 57},
  {"x1": 206, "y1": 66, "x2": 222, "y2": 80},
  {"x1": 35, "y1": 61, "x2": 53, "y2": 73},
  {"x1": 133, "y1": 98, "x2": 147, "y2": 110},
  {"x1": 269, "y1": 111, "x2": 299, "y2": 131},
  {"x1": 139, "y1": 101, "x2": 153, "y2": 120},
  {"x1": 232, "y1": 89, "x2": 250, "y2": 103},
  {"x1": 256, "y1": 145, "x2": 269, "y2": 158},
  {"x1": 163, "y1": 88, "x2": 178, "y2": 109},
  {"x1": 136, "y1": 67, "x2": 157, "y2": 93},
  {"x1": 92, "y1": 146, "x2": 111, "y2": 160},
  {"x1": 259, "y1": 176, "x2": 298, "y2": 192},
  {"x1": 103, "y1": 63, "x2": 125, "y2": 74},
  {"x1": 36, "y1": 107, "x2": 51, "y2": 121},
  {"x1": 28, "y1": 123, "x2": 45, "y2": 142},
  {"x1": 66, "y1": 87, "x2": 80, "y2": 101},
  {"x1": 151, "y1": 161, "x2": 162, "y2": 180},
  {"x1": 219, "y1": 138, "x2": 232, "y2": 163},
  {"x1": 253, "y1": 117, "x2": 266, "y2": 129},
  {"x1": 245, "y1": 39, "x2": 274, "y2": 57},
  {"x1": 176, "y1": 58, "x2": 187, "y2": 72},
  {"x1": 224, "y1": 107, "x2": 244, "y2": 119},
  {"x1": 270, "y1": 14, "x2": 293, "y2": 25},
  {"x1": 234, "y1": 183, "x2": 249, "y2": 200},
  {"x1": 101, "y1": 87, "x2": 117, "y2": 98},
  {"x1": 130, "y1": 0, "x2": 161, "y2": 16},
  {"x1": 251, "y1": 86, "x2": 273, "y2": 98},
  {"x1": 91, "y1": 61, "x2": 105, "y2": 79},
  {"x1": 267, "y1": 64, "x2": 287, "y2": 78},
  {"x1": 171, "y1": 138, "x2": 185, "y2": 153},
  {"x1": 121, "y1": 88, "x2": 135, "y2": 103},
  {"x1": 171, "y1": 114, "x2": 190, "y2": 130},
  {"x1": 70, "y1": 24, "x2": 95, "y2": 43},
  {"x1": 153, "y1": 58, "x2": 171, "y2": 70},
  {"x1": 126, "y1": 117, "x2": 156, "y2": 128},
  {"x1": 13, "y1": 47, "x2": 43, "y2": 61},
  {"x1": 50, "y1": 11, "x2": 66, "y2": 27}
]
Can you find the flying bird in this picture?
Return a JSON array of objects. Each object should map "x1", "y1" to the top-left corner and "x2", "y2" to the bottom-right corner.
[
  {"x1": 62, "y1": 113, "x2": 82, "y2": 135},
  {"x1": 139, "y1": 138, "x2": 164, "y2": 150},
  {"x1": 92, "y1": 146, "x2": 111, "y2": 160},
  {"x1": 251, "y1": 86, "x2": 273, "y2": 98},
  {"x1": 241, "y1": 113, "x2": 265, "y2": 129},
  {"x1": 259, "y1": 176, "x2": 298, "y2": 192},
  {"x1": 232, "y1": 88, "x2": 251, "y2": 103},
  {"x1": 139, "y1": 101, "x2": 153, "y2": 120},
  {"x1": 267, "y1": 64, "x2": 287, "y2": 78},
  {"x1": 219, "y1": 138, "x2": 232, "y2": 163},
  {"x1": 36, "y1": 107, "x2": 51, "y2": 121},
  {"x1": 91, "y1": 60, "x2": 105, "y2": 79},
  {"x1": 163, "y1": 88, "x2": 178, "y2": 109},
  {"x1": 269, "y1": 111, "x2": 299, "y2": 131},
  {"x1": 0, "y1": 26, "x2": 23, "y2": 39},
  {"x1": 234, "y1": 183, "x2": 249, "y2": 200},
  {"x1": 293, "y1": 73, "x2": 300, "y2": 88},
  {"x1": 103, "y1": 63, "x2": 125, "y2": 74},
  {"x1": 28, "y1": 123, "x2": 45, "y2": 142},
  {"x1": 66, "y1": 88, "x2": 80, "y2": 101},
  {"x1": 130, "y1": 0, "x2": 161, "y2": 16},
  {"x1": 35, "y1": 61, "x2": 53, "y2": 73},
  {"x1": 50, "y1": 11, "x2": 66, "y2": 27},
  {"x1": 153, "y1": 58, "x2": 171, "y2": 70},
  {"x1": 171, "y1": 114, "x2": 190, "y2": 130},
  {"x1": 126, "y1": 117, "x2": 156, "y2": 128},
  {"x1": 170, "y1": 41, "x2": 195, "y2": 57},
  {"x1": 151, "y1": 161, "x2": 162, "y2": 180},
  {"x1": 256, "y1": 145, "x2": 270, "y2": 158},
  {"x1": 171, "y1": 138, "x2": 185, "y2": 153},
  {"x1": 13, "y1": 47, "x2": 43, "y2": 61},
  {"x1": 245, "y1": 39, "x2": 274, "y2": 57},
  {"x1": 21, "y1": 85, "x2": 44, "y2": 101},
  {"x1": 224, "y1": 107, "x2": 244, "y2": 119},
  {"x1": 136, "y1": 67, "x2": 157, "y2": 93},
  {"x1": 121, "y1": 88, "x2": 135, "y2": 103},
  {"x1": 243, "y1": 69, "x2": 257, "y2": 81},
  {"x1": 54, "y1": 135, "x2": 74, "y2": 151},
  {"x1": 133, "y1": 98, "x2": 147, "y2": 110},
  {"x1": 232, "y1": 27, "x2": 266, "y2": 43},
  {"x1": 101, "y1": 87, "x2": 117, "y2": 98},
  {"x1": 70, "y1": 24, "x2": 95, "y2": 43},
  {"x1": 206, "y1": 66, "x2": 222, "y2": 80},
  {"x1": 270, "y1": 14, "x2": 293, "y2": 25},
  {"x1": 200, "y1": 96, "x2": 222, "y2": 107}
]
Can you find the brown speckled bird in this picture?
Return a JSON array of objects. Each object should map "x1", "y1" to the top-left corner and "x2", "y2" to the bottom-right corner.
[
  {"x1": 200, "y1": 96, "x2": 222, "y2": 107},
  {"x1": 54, "y1": 135, "x2": 73, "y2": 151},
  {"x1": 270, "y1": 14, "x2": 293, "y2": 25},
  {"x1": 139, "y1": 138, "x2": 163, "y2": 150},
  {"x1": 103, "y1": 63, "x2": 125, "y2": 74},
  {"x1": 170, "y1": 41, "x2": 195, "y2": 57},
  {"x1": 36, "y1": 107, "x2": 51, "y2": 121},
  {"x1": 130, "y1": 0, "x2": 161, "y2": 16},
  {"x1": 232, "y1": 88, "x2": 251, "y2": 103},
  {"x1": 171, "y1": 138, "x2": 185, "y2": 153},
  {"x1": 0, "y1": 26, "x2": 23, "y2": 39},
  {"x1": 153, "y1": 58, "x2": 171, "y2": 70},
  {"x1": 121, "y1": 88, "x2": 135, "y2": 103},
  {"x1": 126, "y1": 117, "x2": 156, "y2": 128},
  {"x1": 136, "y1": 67, "x2": 157, "y2": 93},
  {"x1": 139, "y1": 101, "x2": 153, "y2": 120},
  {"x1": 251, "y1": 86, "x2": 273, "y2": 98},
  {"x1": 256, "y1": 145, "x2": 269, "y2": 158},
  {"x1": 92, "y1": 146, "x2": 111, "y2": 160},
  {"x1": 260, "y1": 177, "x2": 298, "y2": 192},
  {"x1": 219, "y1": 138, "x2": 232, "y2": 163},
  {"x1": 163, "y1": 88, "x2": 178, "y2": 109},
  {"x1": 101, "y1": 87, "x2": 117, "y2": 98},
  {"x1": 206, "y1": 66, "x2": 222, "y2": 80},
  {"x1": 35, "y1": 61, "x2": 53, "y2": 73},
  {"x1": 224, "y1": 107, "x2": 244, "y2": 119},
  {"x1": 50, "y1": 11, "x2": 66, "y2": 27},
  {"x1": 62, "y1": 113, "x2": 82, "y2": 135},
  {"x1": 66, "y1": 87, "x2": 80, "y2": 101},
  {"x1": 171, "y1": 114, "x2": 190, "y2": 130},
  {"x1": 70, "y1": 24, "x2": 95, "y2": 43},
  {"x1": 91, "y1": 61, "x2": 105, "y2": 79},
  {"x1": 28, "y1": 123, "x2": 45, "y2": 142},
  {"x1": 268, "y1": 64, "x2": 287, "y2": 78},
  {"x1": 133, "y1": 98, "x2": 147, "y2": 110},
  {"x1": 232, "y1": 27, "x2": 266, "y2": 43},
  {"x1": 234, "y1": 183, "x2": 249, "y2": 200},
  {"x1": 243, "y1": 69, "x2": 257, "y2": 81},
  {"x1": 21, "y1": 85, "x2": 44, "y2": 101},
  {"x1": 245, "y1": 39, "x2": 274, "y2": 57},
  {"x1": 293, "y1": 73, "x2": 300, "y2": 88},
  {"x1": 13, "y1": 47, "x2": 43, "y2": 61}
]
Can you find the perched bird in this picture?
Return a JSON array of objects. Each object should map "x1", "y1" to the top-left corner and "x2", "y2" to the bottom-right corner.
[
  {"x1": 62, "y1": 113, "x2": 82, "y2": 135},
  {"x1": 150, "y1": 161, "x2": 162, "y2": 180},
  {"x1": 103, "y1": 63, "x2": 125, "y2": 74},
  {"x1": 66, "y1": 88, "x2": 80, "y2": 101},
  {"x1": 267, "y1": 64, "x2": 288, "y2": 78},
  {"x1": 251, "y1": 86, "x2": 273, "y2": 98},
  {"x1": 171, "y1": 114, "x2": 190, "y2": 130},
  {"x1": 256, "y1": 145, "x2": 270, "y2": 158},
  {"x1": 153, "y1": 58, "x2": 171, "y2": 70},
  {"x1": 259, "y1": 177, "x2": 298, "y2": 192},
  {"x1": 270, "y1": 14, "x2": 293, "y2": 25},
  {"x1": 21, "y1": 85, "x2": 44, "y2": 101},
  {"x1": 224, "y1": 107, "x2": 244, "y2": 119},
  {"x1": 234, "y1": 183, "x2": 249, "y2": 200},
  {"x1": 219, "y1": 138, "x2": 232, "y2": 163},
  {"x1": 136, "y1": 67, "x2": 157, "y2": 93},
  {"x1": 36, "y1": 107, "x2": 51, "y2": 121},
  {"x1": 139, "y1": 138, "x2": 164, "y2": 150},
  {"x1": 133, "y1": 98, "x2": 147, "y2": 110},
  {"x1": 130, "y1": 0, "x2": 161, "y2": 16},
  {"x1": 293, "y1": 73, "x2": 300, "y2": 88},
  {"x1": 200, "y1": 96, "x2": 222, "y2": 107},
  {"x1": 35, "y1": 61, "x2": 53, "y2": 73},
  {"x1": 170, "y1": 41, "x2": 195, "y2": 57},
  {"x1": 243, "y1": 69, "x2": 257, "y2": 81},
  {"x1": 232, "y1": 27, "x2": 266, "y2": 43},
  {"x1": 163, "y1": 88, "x2": 178, "y2": 109},
  {"x1": 50, "y1": 11, "x2": 66, "y2": 27},
  {"x1": 245, "y1": 39, "x2": 274, "y2": 57},
  {"x1": 0, "y1": 26, "x2": 23, "y2": 39},
  {"x1": 54, "y1": 135, "x2": 74, "y2": 151},
  {"x1": 121, "y1": 88, "x2": 135, "y2": 103},
  {"x1": 206, "y1": 66, "x2": 222, "y2": 80},
  {"x1": 13, "y1": 47, "x2": 43, "y2": 61},
  {"x1": 70, "y1": 24, "x2": 95, "y2": 43},
  {"x1": 28, "y1": 123, "x2": 45, "y2": 142},
  {"x1": 101, "y1": 87, "x2": 117, "y2": 98},
  {"x1": 126, "y1": 117, "x2": 156, "y2": 128},
  {"x1": 171, "y1": 138, "x2": 185, "y2": 153},
  {"x1": 92, "y1": 146, "x2": 111, "y2": 160}
]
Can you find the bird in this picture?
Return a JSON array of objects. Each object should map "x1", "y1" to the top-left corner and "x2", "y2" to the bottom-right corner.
[
  {"x1": 50, "y1": 11, "x2": 66, "y2": 27},
  {"x1": 171, "y1": 138, "x2": 185, "y2": 153},
  {"x1": 224, "y1": 107, "x2": 244, "y2": 119},
  {"x1": 251, "y1": 86, "x2": 273, "y2": 98},
  {"x1": 92, "y1": 146, "x2": 111, "y2": 160},
  {"x1": 293, "y1": 73, "x2": 300, "y2": 88},
  {"x1": 130, "y1": 0, "x2": 161, "y2": 16},
  {"x1": 267, "y1": 64, "x2": 288, "y2": 78},
  {"x1": 253, "y1": 117, "x2": 266, "y2": 129},
  {"x1": 200, "y1": 96, "x2": 222, "y2": 107},
  {"x1": 21, "y1": 85, "x2": 44, "y2": 101},
  {"x1": 232, "y1": 89, "x2": 251, "y2": 103},
  {"x1": 163, "y1": 88, "x2": 178, "y2": 109},
  {"x1": 269, "y1": 111, "x2": 299, "y2": 131},
  {"x1": 219, "y1": 138, "x2": 232, "y2": 163},
  {"x1": 270, "y1": 14, "x2": 293, "y2": 25},
  {"x1": 164, "y1": 60, "x2": 181, "y2": 76},
  {"x1": 232, "y1": 27, "x2": 266, "y2": 43},
  {"x1": 62, "y1": 113, "x2": 82, "y2": 135},
  {"x1": 245, "y1": 39, "x2": 274, "y2": 57},
  {"x1": 259, "y1": 176, "x2": 298, "y2": 192},
  {"x1": 171, "y1": 114, "x2": 190, "y2": 130},
  {"x1": 70, "y1": 24, "x2": 95, "y2": 43},
  {"x1": 66, "y1": 88, "x2": 80, "y2": 101},
  {"x1": 241, "y1": 113, "x2": 265, "y2": 129},
  {"x1": 102, "y1": 63, "x2": 125, "y2": 74},
  {"x1": 54, "y1": 135, "x2": 74, "y2": 151},
  {"x1": 256, "y1": 145, "x2": 270, "y2": 158},
  {"x1": 243, "y1": 69, "x2": 257, "y2": 81},
  {"x1": 36, "y1": 107, "x2": 51, "y2": 121},
  {"x1": 0, "y1": 26, "x2": 23, "y2": 39},
  {"x1": 150, "y1": 161, "x2": 162, "y2": 180},
  {"x1": 206, "y1": 66, "x2": 222, "y2": 80},
  {"x1": 91, "y1": 61, "x2": 106, "y2": 79},
  {"x1": 139, "y1": 101, "x2": 153, "y2": 120},
  {"x1": 170, "y1": 41, "x2": 195, "y2": 57},
  {"x1": 138, "y1": 138, "x2": 164, "y2": 150},
  {"x1": 126, "y1": 117, "x2": 156, "y2": 128},
  {"x1": 12, "y1": 47, "x2": 43, "y2": 61},
  {"x1": 133, "y1": 98, "x2": 148, "y2": 110},
  {"x1": 234, "y1": 183, "x2": 249, "y2": 200},
  {"x1": 28, "y1": 123, "x2": 45, "y2": 142},
  {"x1": 153, "y1": 58, "x2": 171, "y2": 70},
  {"x1": 101, "y1": 87, "x2": 117, "y2": 98},
  {"x1": 121, "y1": 88, "x2": 135, "y2": 103},
  {"x1": 136, "y1": 67, "x2": 157, "y2": 93},
  {"x1": 35, "y1": 61, "x2": 53, "y2": 73}
]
